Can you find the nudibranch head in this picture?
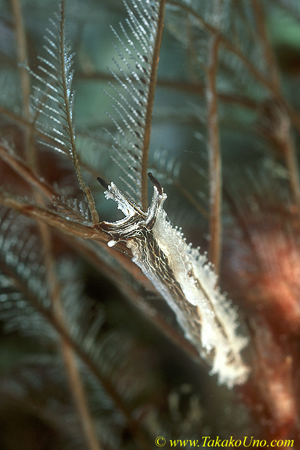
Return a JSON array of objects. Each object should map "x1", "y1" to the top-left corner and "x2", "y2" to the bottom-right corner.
[{"x1": 97, "y1": 173, "x2": 167, "y2": 246}]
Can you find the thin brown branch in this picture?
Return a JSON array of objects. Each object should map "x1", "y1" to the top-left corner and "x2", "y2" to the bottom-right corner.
[
  {"x1": 10, "y1": 0, "x2": 30, "y2": 119},
  {"x1": 0, "y1": 144, "x2": 55, "y2": 200},
  {"x1": 58, "y1": 2, "x2": 98, "y2": 225},
  {"x1": 206, "y1": 35, "x2": 222, "y2": 273},
  {"x1": 60, "y1": 339, "x2": 103, "y2": 450},
  {"x1": 251, "y1": 0, "x2": 300, "y2": 210},
  {"x1": 282, "y1": 135, "x2": 300, "y2": 209},
  {"x1": 141, "y1": 0, "x2": 166, "y2": 210},
  {"x1": 251, "y1": 0, "x2": 281, "y2": 92},
  {"x1": 0, "y1": 190, "x2": 106, "y2": 243},
  {"x1": 10, "y1": 0, "x2": 34, "y2": 164}
]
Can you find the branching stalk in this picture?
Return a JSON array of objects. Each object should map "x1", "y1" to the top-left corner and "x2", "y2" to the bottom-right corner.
[
  {"x1": 141, "y1": 0, "x2": 166, "y2": 210},
  {"x1": 58, "y1": 2, "x2": 99, "y2": 225},
  {"x1": 0, "y1": 191, "x2": 107, "y2": 243}
]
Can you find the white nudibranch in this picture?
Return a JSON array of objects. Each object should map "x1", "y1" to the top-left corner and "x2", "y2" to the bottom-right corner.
[{"x1": 98, "y1": 174, "x2": 249, "y2": 388}]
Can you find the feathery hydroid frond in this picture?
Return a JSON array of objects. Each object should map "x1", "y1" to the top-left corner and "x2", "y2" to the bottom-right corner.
[
  {"x1": 106, "y1": 0, "x2": 166, "y2": 208},
  {"x1": 28, "y1": 1, "x2": 98, "y2": 224},
  {"x1": 29, "y1": 6, "x2": 75, "y2": 158},
  {"x1": 52, "y1": 195, "x2": 92, "y2": 225},
  {"x1": 0, "y1": 209, "x2": 53, "y2": 338}
]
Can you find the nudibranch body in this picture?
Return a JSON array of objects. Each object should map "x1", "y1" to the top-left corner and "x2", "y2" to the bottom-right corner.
[{"x1": 98, "y1": 174, "x2": 249, "y2": 388}]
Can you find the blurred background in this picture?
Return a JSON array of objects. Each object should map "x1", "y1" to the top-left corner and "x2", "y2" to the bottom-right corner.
[{"x1": 0, "y1": 0, "x2": 300, "y2": 448}]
